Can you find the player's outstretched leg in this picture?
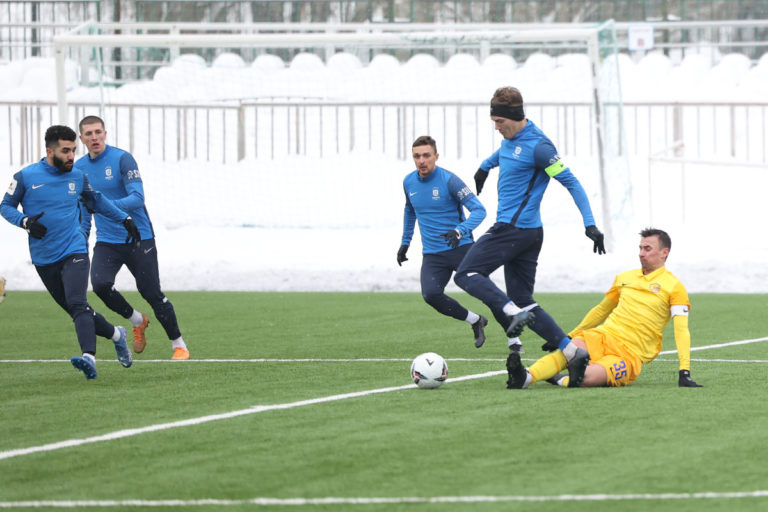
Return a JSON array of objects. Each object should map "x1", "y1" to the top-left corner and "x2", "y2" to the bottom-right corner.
[
  {"x1": 505, "y1": 352, "x2": 532, "y2": 389},
  {"x1": 472, "y1": 315, "x2": 489, "y2": 348},
  {"x1": 567, "y1": 348, "x2": 590, "y2": 388}
]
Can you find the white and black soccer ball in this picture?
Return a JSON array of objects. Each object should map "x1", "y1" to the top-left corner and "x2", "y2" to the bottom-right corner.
[{"x1": 410, "y1": 352, "x2": 448, "y2": 389}]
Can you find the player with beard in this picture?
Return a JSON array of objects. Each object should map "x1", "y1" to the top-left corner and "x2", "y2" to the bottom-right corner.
[{"x1": 1, "y1": 125, "x2": 141, "y2": 380}]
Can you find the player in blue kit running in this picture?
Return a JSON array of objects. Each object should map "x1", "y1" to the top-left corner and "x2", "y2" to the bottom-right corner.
[
  {"x1": 76, "y1": 115, "x2": 189, "y2": 360},
  {"x1": 453, "y1": 87, "x2": 606, "y2": 370},
  {"x1": 397, "y1": 136, "x2": 489, "y2": 347},
  {"x1": 1, "y1": 125, "x2": 141, "y2": 379}
]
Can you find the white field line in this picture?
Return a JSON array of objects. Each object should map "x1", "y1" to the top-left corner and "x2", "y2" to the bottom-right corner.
[
  {"x1": 0, "y1": 370, "x2": 504, "y2": 462},
  {"x1": 2, "y1": 336, "x2": 766, "y2": 365},
  {"x1": 0, "y1": 336, "x2": 765, "y2": 463},
  {"x1": 1, "y1": 491, "x2": 768, "y2": 508}
]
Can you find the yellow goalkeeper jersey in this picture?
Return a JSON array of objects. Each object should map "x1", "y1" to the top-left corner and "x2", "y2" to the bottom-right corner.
[{"x1": 599, "y1": 266, "x2": 690, "y2": 363}]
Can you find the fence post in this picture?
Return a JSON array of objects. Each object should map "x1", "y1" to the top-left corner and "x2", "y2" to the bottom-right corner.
[
  {"x1": 730, "y1": 104, "x2": 736, "y2": 157},
  {"x1": 456, "y1": 105, "x2": 462, "y2": 160},
  {"x1": 673, "y1": 103, "x2": 683, "y2": 156},
  {"x1": 129, "y1": 106, "x2": 134, "y2": 155},
  {"x1": 238, "y1": 104, "x2": 245, "y2": 161}
]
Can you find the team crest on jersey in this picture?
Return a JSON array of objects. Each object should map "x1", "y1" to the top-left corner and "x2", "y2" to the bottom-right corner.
[
  {"x1": 105, "y1": 166, "x2": 113, "y2": 180},
  {"x1": 68, "y1": 181, "x2": 77, "y2": 194},
  {"x1": 649, "y1": 283, "x2": 661, "y2": 293},
  {"x1": 513, "y1": 146, "x2": 523, "y2": 158},
  {"x1": 432, "y1": 187, "x2": 440, "y2": 200},
  {"x1": 6, "y1": 178, "x2": 17, "y2": 195}
]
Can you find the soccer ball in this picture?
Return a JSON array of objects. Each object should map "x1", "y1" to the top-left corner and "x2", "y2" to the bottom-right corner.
[{"x1": 410, "y1": 352, "x2": 448, "y2": 389}]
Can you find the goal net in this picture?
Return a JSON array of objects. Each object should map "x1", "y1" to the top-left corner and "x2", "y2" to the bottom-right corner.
[{"x1": 53, "y1": 21, "x2": 628, "y2": 240}]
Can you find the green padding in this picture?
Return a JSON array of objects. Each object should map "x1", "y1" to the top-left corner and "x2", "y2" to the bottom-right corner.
[{"x1": 545, "y1": 160, "x2": 566, "y2": 177}]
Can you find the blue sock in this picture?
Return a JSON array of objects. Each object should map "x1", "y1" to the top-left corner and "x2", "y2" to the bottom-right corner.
[{"x1": 558, "y1": 336, "x2": 571, "y2": 351}]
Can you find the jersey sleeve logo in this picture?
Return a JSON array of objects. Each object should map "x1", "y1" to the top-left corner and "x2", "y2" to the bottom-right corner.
[
  {"x1": 456, "y1": 186, "x2": 472, "y2": 201},
  {"x1": 127, "y1": 169, "x2": 141, "y2": 180},
  {"x1": 6, "y1": 178, "x2": 17, "y2": 195}
]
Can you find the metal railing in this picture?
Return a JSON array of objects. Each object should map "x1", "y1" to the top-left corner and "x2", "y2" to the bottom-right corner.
[{"x1": 2, "y1": 100, "x2": 766, "y2": 167}]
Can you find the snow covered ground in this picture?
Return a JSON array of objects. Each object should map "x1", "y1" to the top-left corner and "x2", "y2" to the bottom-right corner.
[{"x1": 1, "y1": 48, "x2": 767, "y2": 293}]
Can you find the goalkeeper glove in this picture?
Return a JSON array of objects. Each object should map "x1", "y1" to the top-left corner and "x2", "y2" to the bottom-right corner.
[
  {"x1": 678, "y1": 370, "x2": 702, "y2": 388},
  {"x1": 474, "y1": 168, "x2": 487, "y2": 195},
  {"x1": 440, "y1": 229, "x2": 462, "y2": 249},
  {"x1": 585, "y1": 225, "x2": 606, "y2": 255},
  {"x1": 123, "y1": 217, "x2": 141, "y2": 246},
  {"x1": 22, "y1": 212, "x2": 47, "y2": 239},
  {"x1": 396, "y1": 245, "x2": 409, "y2": 266}
]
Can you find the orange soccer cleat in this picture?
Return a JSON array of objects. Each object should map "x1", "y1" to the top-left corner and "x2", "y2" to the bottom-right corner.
[
  {"x1": 172, "y1": 347, "x2": 190, "y2": 360},
  {"x1": 132, "y1": 314, "x2": 150, "y2": 354}
]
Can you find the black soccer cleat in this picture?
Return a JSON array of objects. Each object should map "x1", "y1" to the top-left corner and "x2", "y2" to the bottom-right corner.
[
  {"x1": 545, "y1": 373, "x2": 566, "y2": 386},
  {"x1": 505, "y1": 352, "x2": 528, "y2": 389},
  {"x1": 472, "y1": 315, "x2": 489, "y2": 348},
  {"x1": 505, "y1": 310, "x2": 535, "y2": 338},
  {"x1": 566, "y1": 348, "x2": 591, "y2": 388}
]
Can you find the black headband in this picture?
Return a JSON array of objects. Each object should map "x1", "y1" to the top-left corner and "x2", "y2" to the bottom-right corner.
[{"x1": 490, "y1": 104, "x2": 525, "y2": 121}]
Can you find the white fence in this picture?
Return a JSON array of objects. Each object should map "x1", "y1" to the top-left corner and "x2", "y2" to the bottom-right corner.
[{"x1": 2, "y1": 100, "x2": 766, "y2": 168}]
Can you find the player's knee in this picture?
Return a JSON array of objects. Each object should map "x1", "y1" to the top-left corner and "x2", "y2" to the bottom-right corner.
[
  {"x1": 421, "y1": 290, "x2": 444, "y2": 308},
  {"x1": 67, "y1": 302, "x2": 90, "y2": 319},
  {"x1": 91, "y1": 279, "x2": 114, "y2": 297},
  {"x1": 453, "y1": 271, "x2": 470, "y2": 289}
]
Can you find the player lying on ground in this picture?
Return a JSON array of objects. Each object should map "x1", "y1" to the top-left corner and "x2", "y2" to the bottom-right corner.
[{"x1": 506, "y1": 227, "x2": 702, "y2": 389}]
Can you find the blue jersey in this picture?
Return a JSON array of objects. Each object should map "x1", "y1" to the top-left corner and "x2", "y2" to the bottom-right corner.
[
  {"x1": 478, "y1": 120, "x2": 595, "y2": 228},
  {"x1": 401, "y1": 166, "x2": 486, "y2": 254},
  {"x1": 2, "y1": 158, "x2": 127, "y2": 265},
  {"x1": 75, "y1": 145, "x2": 154, "y2": 244}
]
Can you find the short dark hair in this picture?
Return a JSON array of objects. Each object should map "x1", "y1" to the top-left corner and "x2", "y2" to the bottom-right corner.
[
  {"x1": 412, "y1": 135, "x2": 437, "y2": 153},
  {"x1": 44, "y1": 125, "x2": 77, "y2": 149},
  {"x1": 78, "y1": 115, "x2": 105, "y2": 133},
  {"x1": 640, "y1": 227, "x2": 671, "y2": 251},
  {"x1": 491, "y1": 86, "x2": 523, "y2": 106}
]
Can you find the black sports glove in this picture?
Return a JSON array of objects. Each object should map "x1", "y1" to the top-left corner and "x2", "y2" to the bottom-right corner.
[
  {"x1": 440, "y1": 229, "x2": 462, "y2": 249},
  {"x1": 678, "y1": 370, "x2": 702, "y2": 388},
  {"x1": 396, "y1": 245, "x2": 409, "y2": 266},
  {"x1": 79, "y1": 196, "x2": 96, "y2": 214},
  {"x1": 474, "y1": 168, "x2": 487, "y2": 195},
  {"x1": 123, "y1": 217, "x2": 141, "y2": 247},
  {"x1": 22, "y1": 212, "x2": 47, "y2": 239},
  {"x1": 585, "y1": 225, "x2": 606, "y2": 255}
]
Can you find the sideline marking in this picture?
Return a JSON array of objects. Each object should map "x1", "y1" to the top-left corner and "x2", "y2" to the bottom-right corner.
[
  {"x1": 1, "y1": 336, "x2": 765, "y2": 462},
  {"x1": 2, "y1": 336, "x2": 766, "y2": 365},
  {"x1": 0, "y1": 370, "x2": 504, "y2": 462},
  {"x1": 1, "y1": 491, "x2": 767, "y2": 507}
]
